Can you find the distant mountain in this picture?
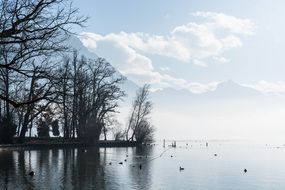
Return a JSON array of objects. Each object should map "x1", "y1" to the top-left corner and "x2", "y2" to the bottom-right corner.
[
  {"x1": 153, "y1": 80, "x2": 263, "y2": 99},
  {"x1": 150, "y1": 80, "x2": 282, "y2": 111},
  {"x1": 67, "y1": 35, "x2": 99, "y2": 60},
  {"x1": 204, "y1": 80, "x2": 262, "y2": 99}
]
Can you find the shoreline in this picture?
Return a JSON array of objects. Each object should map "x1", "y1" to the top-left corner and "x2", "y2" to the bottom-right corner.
[{"x1": 0, "y1": 140, "x2": 140, "y2": 150}]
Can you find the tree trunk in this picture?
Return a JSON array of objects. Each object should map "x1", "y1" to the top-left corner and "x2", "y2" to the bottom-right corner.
[
  {"x1": 19, "y1": 106, "x2": 32, "y2": 142},
  {"x1": 19, "y1": 73, "x2": 36, "y2": 142},
  {"x1": 103, "y1": 126, "x2": 107, "y2": 141}
]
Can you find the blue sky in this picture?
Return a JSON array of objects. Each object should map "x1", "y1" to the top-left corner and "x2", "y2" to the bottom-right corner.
[{"x1": 72, "y1": 1, "x2": 285, "y2": 140}]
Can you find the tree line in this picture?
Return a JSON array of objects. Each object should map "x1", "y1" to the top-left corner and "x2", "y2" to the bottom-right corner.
[{"x1": 0, "y1": 0, "x2": 154, "y2": 144}]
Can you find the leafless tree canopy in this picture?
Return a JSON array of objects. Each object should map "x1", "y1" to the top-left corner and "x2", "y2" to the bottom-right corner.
[
  {"x1": 54, "y1": 53, "x2": 126, "y2": 144},
  {"x1": 0, "y1": 0, "x2": 86, "y2": 107},
  {"x1": 125, "y1": 84, "x2": 155, "y2": 143}
]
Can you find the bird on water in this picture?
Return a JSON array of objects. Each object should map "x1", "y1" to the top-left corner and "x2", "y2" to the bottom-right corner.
[{"x1": 28, "y1": 171, "x2": 35, "y2": 176}]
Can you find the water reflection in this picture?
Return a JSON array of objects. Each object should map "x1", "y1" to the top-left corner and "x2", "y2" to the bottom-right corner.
[
  {"x1": 0, "y1": 147, "x2": 153, "y2": 190},
  {"x1": 0, "y1": 150, "x2": 16, "y2": 190},
  {"x1": 129, "y1": 146, "x2": 153, "y2": 190},
  {"x1": 4, "y1": 143, "x2": 285, "y2": 190}
]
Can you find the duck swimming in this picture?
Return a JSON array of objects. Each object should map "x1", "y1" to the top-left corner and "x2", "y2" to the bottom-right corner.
[{"x1": 28, "y1": 171, "x2": 35, "y2": 176}]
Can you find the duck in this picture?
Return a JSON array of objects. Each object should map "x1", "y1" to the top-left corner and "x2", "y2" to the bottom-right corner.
[
  {"x1": 28, "y1": 171, "x2": 35, "y2": 176},
  {"x1": 139, "y1": 164, "x2": 142, "y2": 170},
  {"x1": 124, "y1": 159, "x2": 127, "y2": 162},
  {"x1": 171, "y1": 155, "x2": 173, "y2": 158},
  {"x1": 109, "y1": 162, "x2": 112, "y2": 165},
  {"x1": 244, "y1": 169, "x2": 247, "y2": 173},
  {"x1": 179, "y1": 167, "x2": 184, "y2": 171},
  {"x1": 214, "y1": 154, "x2": 217, "y2": 156},
  {"x1": 119, "y1": 162, "x2": 123, "y2": 165}
]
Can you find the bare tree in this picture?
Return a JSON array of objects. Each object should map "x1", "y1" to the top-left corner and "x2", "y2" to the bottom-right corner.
[
  {"x1": 126, "y1": 84, "x2": 154, "y2": 142},
  {"x1": 0, "y1": 0, "x2": 86, "y2": 107},
  {"x1": 101, "y1": 113, "x2": 121, "y2": 141},
  {"x1": 0, "y1": 0, "x2": 86, "y2": 143},
  {"x1": 113, "y1": 128, "x2": 125, "y2": 141},
  {"x1": 53, "y1": 53, "x2": 126, "y2": 144},
  {"x1": 84, "y1": 58, "x2": 126, "y2": 144},
  {"x1": 134, "y1": 119, "x2": 155, "y2": 143},
  {"x1": 108, "y1": 118, "x2": 124, "y2": 141},
  {"x1": 54, "y1": 56, "x2": 72, "y2": 138}
]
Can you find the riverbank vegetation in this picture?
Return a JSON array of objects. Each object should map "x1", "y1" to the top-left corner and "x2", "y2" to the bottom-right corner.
[{"x1": 0, "y1": 0, "x2": 155, "y2": 145}]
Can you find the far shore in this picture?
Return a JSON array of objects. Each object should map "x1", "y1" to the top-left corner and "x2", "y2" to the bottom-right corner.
[{"x1": 0, "y1": 138, "x2": 140, "y2": 150}]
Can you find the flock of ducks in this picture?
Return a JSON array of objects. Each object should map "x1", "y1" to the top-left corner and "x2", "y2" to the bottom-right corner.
[
  {"x1": 27, "y1": 145, "x2": 249, "y2": 177},
  {"x1": 106, "y1": 154, "x2": 144, "y2": 170},
  {"x1": 117, "y1": 154, "x2": 144, "y2": 170}
]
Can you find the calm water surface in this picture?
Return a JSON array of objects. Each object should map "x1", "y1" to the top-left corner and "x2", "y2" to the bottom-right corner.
[{"x1": 0, "y1": 141, "x2": 285, "y2": 190}]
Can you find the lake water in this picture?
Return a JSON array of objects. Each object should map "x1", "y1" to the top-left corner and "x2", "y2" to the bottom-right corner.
[{"x1": 1, "y1": 141, "x2": 285, "y2": 190}]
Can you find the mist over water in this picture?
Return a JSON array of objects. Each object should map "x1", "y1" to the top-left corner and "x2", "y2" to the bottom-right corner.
[{"x1": 1, "y1": 141, "x2": 285, "y2": 190}]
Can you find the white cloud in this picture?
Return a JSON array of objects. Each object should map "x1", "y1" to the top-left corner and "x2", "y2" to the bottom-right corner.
[
  {"x1": 81, "y1": 12, "x2": 254, "y2": 66},
  {"x1": 79, "y1": 12, "x2": 255, "y2": 93},
  {"x1": 80, "y1": 31, "x2": 220, "y2": 94},
  {"x1": 193, "y1": 11, "x2": 255, "y2": 36},
  {"x1": 220, "y1": 35, "x2": 243, "y2": 49},
  {"x1": 193, "y1": 59, "x2": 208, "y2": 67},
  {"x1": 213, "y1": 56, "x2": 230, "y2": 63},
  {"x1": 242, "y1": 81, "x2": 285, "y2": 96},
  {"x1": 160, "y1": 67, "x2": 171, "y2": 71},
  {"x1": 187, "y1": 81, "x2": 220, "y2": 94}
]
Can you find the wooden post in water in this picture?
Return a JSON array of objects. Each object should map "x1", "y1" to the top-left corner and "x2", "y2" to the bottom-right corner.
[{"x1": 172, "y1": 141, "x2": 176, "y2": 148}]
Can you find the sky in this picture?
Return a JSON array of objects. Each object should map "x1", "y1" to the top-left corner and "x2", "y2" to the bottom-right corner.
[
  {"x1": 73, "y1": 0, "x2": 285, "y2": 94},
  {"x1": 72, "y1": 0, "x2": 285, "y2": 140}
]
